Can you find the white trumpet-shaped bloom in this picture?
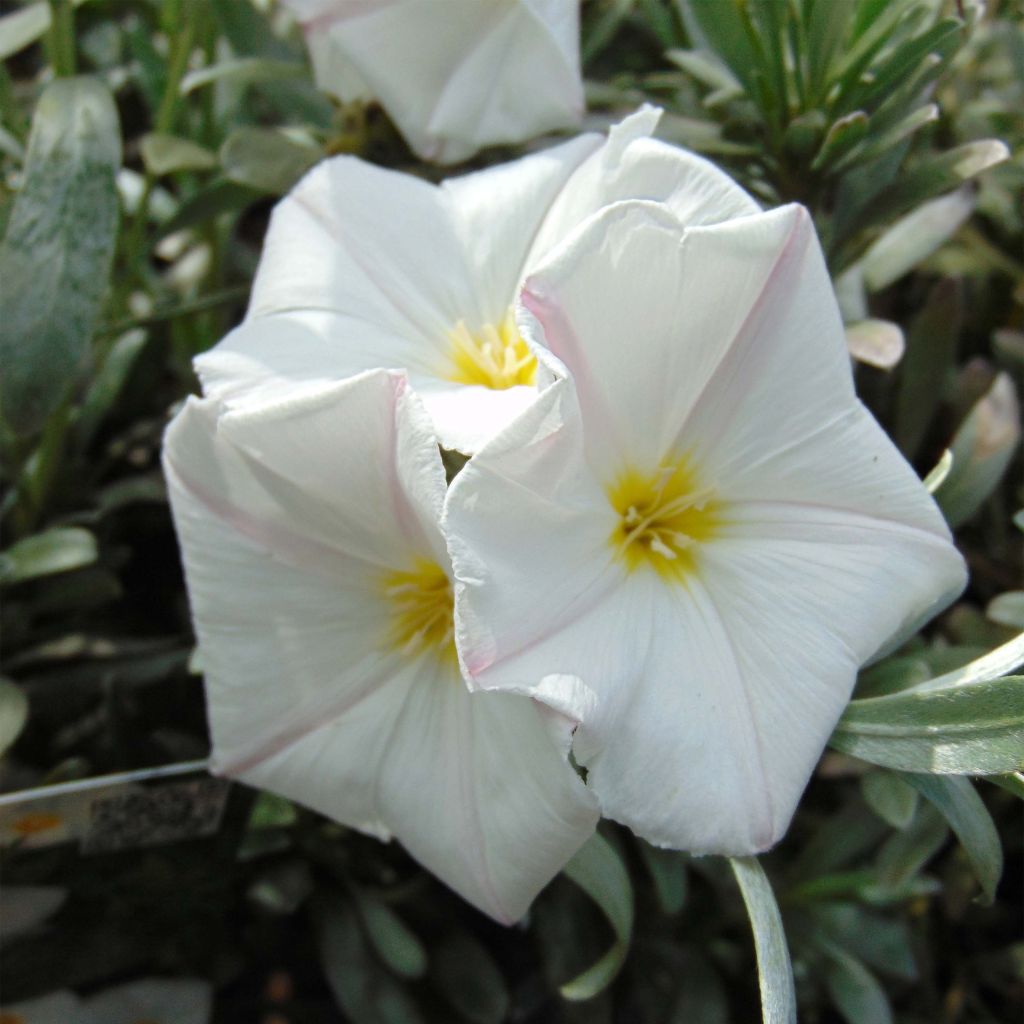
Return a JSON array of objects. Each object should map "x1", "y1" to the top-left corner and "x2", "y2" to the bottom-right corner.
[
  {"x1": 282, "y1": 0, "x2": 583, "y2": 164},
  {"x1": 445, "y1": 202, "x2": 968, "y2": 855},
  {"x1": 195, "y1": 108, "x2": 760, "y2": 454},
  {"x1": 163, "y1": 370, "x2": 598, "y2": 923}
]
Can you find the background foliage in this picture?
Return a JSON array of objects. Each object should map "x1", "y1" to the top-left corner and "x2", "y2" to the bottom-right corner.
[{"x1": 0, "y1": 1, "x2": 1021, "y2": 1022}]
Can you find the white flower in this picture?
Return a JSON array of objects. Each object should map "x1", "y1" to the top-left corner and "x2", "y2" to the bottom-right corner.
[
  {"x1": 282, "y1": 0, "x2": 584, "y2": 163},
  {"x1": 196, "y1": 107, "x2": 760, "y2": 454},
  {"x1": 444, "y1": 201, "x2": 968, "y2": 856},
  {"x1": 162, "y1": 370, "x2": 597, "y2": 923}
]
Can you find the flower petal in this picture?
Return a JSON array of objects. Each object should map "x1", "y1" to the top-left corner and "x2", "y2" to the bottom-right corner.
[
  {"x1": 441, "y1": 133, "x2": 601, "y2": 324},
  {"x1": 164, "y1": 371, "x2": 595, "y2": 920},
  {"x1": 314, "y1": 0, "x2": 582, "y2": 163},
  {"x1": 446, "y1": 377, "x2": 619, "y2": 697},
  {"x1": 247, "y1": 154, "x2": 475, "y2": 342},
  {"x1": 527, "y1": 105, "x2": 759, "y2": 266}
]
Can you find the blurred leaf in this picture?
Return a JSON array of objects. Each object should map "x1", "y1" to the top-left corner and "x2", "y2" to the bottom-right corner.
[
  {"x1": 317, "y1": 896, "x2": 425, "y2": 1024},
  {"x1": 905, "y1": 773, "x2": 1002, "y2": 904},
  {"x1": 894, "y1": 278, "x2": 962, "y2": 458},
  {"x1": 156, "y1": 179, "x2": 263, "y2": 240},
  {"x1": 638, "y1": 841, "x2": 688, "y2": 914},
  {"x1": 0, "y1": 527, "x2": 98, "y2": 585},
  {"x1": 844, "y1": 318, "x2": 904, "y2": 368},
  {"x1": 937, "y1": 372, "x2": 1020, "y2": 527},
  {"x1": 82, "y1": 977, "x2": 212, "y2": 1024},
  {"x1": 0, "y1": 886, "x2": 67, "y2": 944},
  {"x1": 822, "y1": 943, "x2": 894, "y2": 1024},
  {"x1": 855, "y1": 139, "x2": 1009, "y2": 235},
  {"x1": 248, "y1": 791, "x2": 297, "y2": 830},
  {"x1": 431, "y1": 932, "x2": 509, "y2": 1024},
  {"x1": 812, "y1": 111, "x2": 868, "y2": 172},
  {"x1": 0, "y1": 77, "x2": 121, "y2": 434},
  {"x1": 220, "y1": 128, "x2": 321, "y2": 196},
  {"x1": 248, "y1": 860, "x2": 313, "y2": 915},
  {"x1": 907, "y1": 633, "x2": 1024, "y2": 694},
  {"x1": 810, "y1": 903, "x2": 917, "y2": 981},
  {"x1": 861, "y1": 188, "x2": 974, "y2": 291},
  {"x1": 666, "y1": 48, "x2": 742, "y2": 94},
  {"x1": 583, "y1": 0, "x2": 637, "y2": 65},
  {"x1": 876, "y1": 801, "x2": 948, "y2": 890},
  {"x1": 560, "y1": 832, "x2": 634, "y2": 1001},
  {"x1": 0, "y1": 991, "x2": 83, "y2": 1023},
  {"x1": 923, "y1": 449, "x2": 954, "y2": 494},
  {"x1": 140, "y1": 133, "x2": 217, "y2": 176},
  {"x1": 831, "y1": 676, "x2": 1024, "y2": 774},
  {"x1": 988, "y1": 593, "x2": 1024, "y2": 630},
  {"x1": 354, "y1": 890, "x2": 427, "y2": 981},
  {"x1": 0, "y1": 678, "x2": 28, "y2": 757},
  {"x1": 73, "y1": 329, "x2": 148, "y2": 452},
  {"x1": 861, "y1": 770, "x2": 919, "y2": 829},
  {"x1": 855, "y1": 655, "x2": 932, "y2": 699},
  {"x1": 0, "y1": 0, "x2": 88, "y2": 61},
  {"x1": 729, "y1": 857, "x2": 796, "y2": 1024},
  {"x1": 667, "y1": 949, "x2": 729, "y2": 1024},
  {"x1": 179, "y1": 56, "x2": 306, "y2": 95}
]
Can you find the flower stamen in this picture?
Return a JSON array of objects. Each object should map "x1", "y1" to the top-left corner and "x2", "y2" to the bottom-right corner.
[
  {"x1": 447, "y1": 309, "x2": 537, "y2": 390},
  {"x1": 384, "y1": 559, "x2": 457, "y2": 664},
  {"x1": 608, "y1": 462, "x2": 720, "y2": 581}
]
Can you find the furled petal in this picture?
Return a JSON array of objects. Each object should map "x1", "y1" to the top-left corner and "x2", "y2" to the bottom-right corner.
[
  {"x1": 295, "y1": 0, "x2": 583, "y2": 163},
  {"x1": 164, "y1": 371, "x2": 596, "y2": 920},
  {"x1": 450, "y1": 201, "x2": 966, "y2": 854},
  {"x1": 526, "y1": 106, "x2": 760, "y2": 267}
]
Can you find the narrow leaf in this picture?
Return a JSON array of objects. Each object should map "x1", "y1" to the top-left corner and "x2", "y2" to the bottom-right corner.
[
  {"x1": 729, "y1": 857, "x2": 796, "y2": 1024},
  {"x1": 822, "y1": 943, "x2": 893, "y2": 1024},
  {"x1": 179, "y1": 56, "x2": 306, "y2": 95},
  {"x1": 560, "y1": 832, "x2": 634, "y2": 1001},
  {"x1": 904, "y1": 773, "x2": 1002, "y2": 904},
  {"x1": 937, "y1": 373, "x2": 1020, "y2": 528},
  {"x1": 831, "y1": 676, "x2": 1024, "y2": 774}
]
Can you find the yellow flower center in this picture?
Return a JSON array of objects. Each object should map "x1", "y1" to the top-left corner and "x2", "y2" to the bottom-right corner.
[
  {"x1": 608, "y1": 460, "x2": 720, "y2": 582},
  {"x1": 447, "y1": 309, "x2": 537, "y2": 390},
  {"x1": 384, "y1": 558, "x2": 457, "y2": 664}
]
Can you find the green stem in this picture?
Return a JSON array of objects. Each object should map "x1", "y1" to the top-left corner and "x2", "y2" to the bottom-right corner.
[
  {"x1": 124, "y1": 9, "x2": 198, "y2": 281},
  {"x1": 46, "y1": 0, "x2": 76, "y2": 78},
  {"x1": 97, "y1": 285, "x2": 250, "y2": 337}
]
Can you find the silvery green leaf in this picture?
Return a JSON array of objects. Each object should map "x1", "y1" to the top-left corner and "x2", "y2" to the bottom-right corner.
[
  {"x1": 729, "y1": 857, "x2": 796, "y2": 1024},
  {"x1": 831, "y1": 676, "x2": 1024, "y2": 774},
  {"x1": 937, "y1": 373, "x2": 1020, "y2": 527},
  {"x1": 861, "y1": 188, "x2": 975, "y2": 291},
  {"x1": 904, "y1": 773, "x2": 1002, "y2": 904},
  {"x1": 0, "y1": 77, "x2": 121, "y2": 434},
  {"x1": 861, "y1": 770, "x2": 919, "y2": 829},
  {"x1": 179, "y1": 56, "x2": 306, "y2": 95},
  {"x1": 0, "y1": 679, "x2": 28, "y2": 758},
  {"x1": 822, "y1": 943, "x2": 894, "y2": 1024},
  {"x1": 354, "y1": 890, "x2": 427, "y2": 980},
  {"x1": 140, "y1": 133, "x2": 217, "y2": 176},
  {"x1": 219, "y1": 127, "x2": 322, "y2": 196},
  {"x1": 986, "y1": 592, "x2": 1024, "y2": 630},
  {"x1": 560, "y1": 832, "x2": 634, "y2": 1000},
  {"x1": 0, "y1": 527, "x2": 98, "y2": 585},
  {"x1": 923, "y1": 450, "x2": 954, "y2": 495},
  {"x1": 638, "y1": 841, "x2": 688, "y2": 914}
]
